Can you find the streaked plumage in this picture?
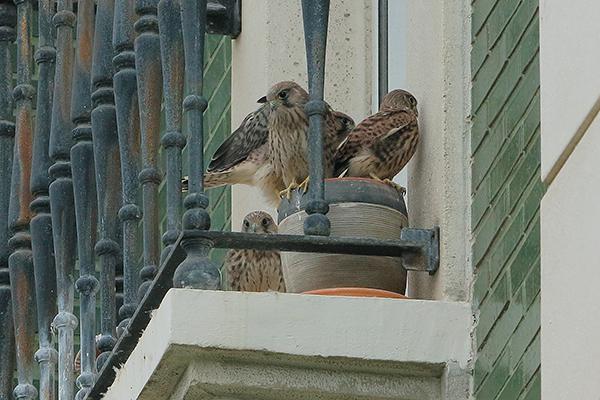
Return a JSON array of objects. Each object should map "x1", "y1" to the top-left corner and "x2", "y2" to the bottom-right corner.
[
  {"x1": 183, "y1": 81, "x2": 355, "y2": 204},
  {"x1": 224, "y1": 211, "x2": 284, "y2": 292},
  {"x1": 333, "y1": 89, "x2": 419, "y2": 185}
]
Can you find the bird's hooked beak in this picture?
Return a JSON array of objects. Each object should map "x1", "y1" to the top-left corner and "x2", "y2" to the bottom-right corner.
[
  {"x1": 257, "y1": 95, "x2": 267, "y2": 103},
  {"x1": 250, "y1": 223, "x2": 259, "y2": 233}
]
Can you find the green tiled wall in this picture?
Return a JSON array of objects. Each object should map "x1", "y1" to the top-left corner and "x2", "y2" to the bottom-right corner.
[{"x1": 471, "y1": 1, "x2": 542, "y2": 399}]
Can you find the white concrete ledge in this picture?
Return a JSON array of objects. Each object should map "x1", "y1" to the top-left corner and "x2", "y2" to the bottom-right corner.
[{"x1": 103, "y1": 289, "x2": 472, "y2": 399}]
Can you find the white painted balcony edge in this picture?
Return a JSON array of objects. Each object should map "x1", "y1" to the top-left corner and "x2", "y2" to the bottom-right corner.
[{"x1": 103, "y1": 290, "x2": 473, "y2": 399}]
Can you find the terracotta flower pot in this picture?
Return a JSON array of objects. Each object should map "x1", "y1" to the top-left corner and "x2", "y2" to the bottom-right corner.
[
  {"x1": 303, "y1": 287, "x2": 408, "y2": 299},
  {"x1": 277, "y1": 177, "x2": 408, "y2": 294}
]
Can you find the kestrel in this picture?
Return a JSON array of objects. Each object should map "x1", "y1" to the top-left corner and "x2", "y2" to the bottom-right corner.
[
  {"x1": 224, "y1": 211, "x2": 285, "y2": 292},
  {"x1": 183, "y1": 81, "x2": 355, "y2": 204},
  {"x1": 74, "y1": 334, "x2": 101, "y2": 375},
  {"x1": 333, "y1": 89, "x2": 419, "y2": 193}
]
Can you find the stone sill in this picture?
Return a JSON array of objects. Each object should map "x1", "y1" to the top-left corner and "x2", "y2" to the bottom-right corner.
[{"x1": 103, "y1": 290, "x2": 473, "y2": 400}]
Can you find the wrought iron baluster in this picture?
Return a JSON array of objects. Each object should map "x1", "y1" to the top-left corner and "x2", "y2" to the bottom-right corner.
[
  {"x1": 158, "y1": 0, "x2": 185, "y2": 263},
  {"x1": 30, "y1": 0, "x2": 58, "y2": 399},
  {"x1": 173, "y1": 0, "x2": 220, "y2": 289},
  {"x1": 70, "y1": 0, "x2": 98, "y2": 398},
  {"x1": 49, "y1": 0, "x2": 78, "y2": 398},
  {"x1": 113, "y1": 0, "x2": 142, "y2": 332},
  {"x1": 134, "y1": 0, "x2": 163, "y2": 299},
  {"x1": 8, "y1": 0, "x2": 37, "y2": 398},
  {"x1": 301, "y1": 0, "x2": 331, "y2": 237},
  {"x1": 0, "y1": 2, "x2": 16, "y2": 398},
  {"x1": 91, "y1": 0, "x2": 122, "y2": 370}
]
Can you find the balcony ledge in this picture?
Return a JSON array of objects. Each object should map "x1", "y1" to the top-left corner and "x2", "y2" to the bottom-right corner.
[{"x1": 103, "y1": 289, "x2": 473, "y2": 400}]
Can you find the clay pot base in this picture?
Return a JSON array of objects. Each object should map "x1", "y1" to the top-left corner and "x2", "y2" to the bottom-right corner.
[{"x1": 302, "y1": 287, "x2": 408, "y2": 299}]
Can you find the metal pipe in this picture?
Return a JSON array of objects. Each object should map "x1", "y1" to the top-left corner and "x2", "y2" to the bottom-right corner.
[
  {"x1": 30, "y1": 0, "x2": 58, "y2": 398},
  {"x1": 0, "y1": 2, "x2": 17, "y2": 397},
  {"x1": 173, "y1": 0, "x2": 220, "y2": 289},
  {"x1": 378, "y1": 0, "x2": 388, "y2": 105},
  {"x1": 8, "y1": 0, "x2": 38, "y2": 398}
]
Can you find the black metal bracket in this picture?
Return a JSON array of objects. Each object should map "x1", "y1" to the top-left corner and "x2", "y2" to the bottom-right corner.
[
  {"x1": 184, "y1": 226, "x2": 440, "y2": 275},
  {"x1": 400, "y1": 227, "x2": 440, "y2": 275},
  {"x1": 207, "y1": 0, "x2": 241, "y2": 38}
]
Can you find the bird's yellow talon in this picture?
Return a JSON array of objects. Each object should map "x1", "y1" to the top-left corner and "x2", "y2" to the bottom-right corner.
[
  {"x1": 298, "y1": 177, "x2": 310, "y2": 193},
  {"x1": 369, "y1": 173, "x2": 406, "y2": 196},
  {"x1": 279, "y1": 181, "x2": 298, "y2": 199}
]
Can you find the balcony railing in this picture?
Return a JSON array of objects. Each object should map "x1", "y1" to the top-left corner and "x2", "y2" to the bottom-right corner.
[{"x1": 0, "y1": 1, "x2": 439, "y2": 399}]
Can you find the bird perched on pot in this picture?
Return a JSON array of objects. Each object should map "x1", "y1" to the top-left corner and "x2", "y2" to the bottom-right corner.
[
  {"x1": 333, "y1": 89, "x2": 419, "y2": 195},
  {"x1": 182, "y1": 81, "x2": 355, "y2": 204},
  {"x1": 224, "y1": 211, "x2": 285, "y2": 292}
]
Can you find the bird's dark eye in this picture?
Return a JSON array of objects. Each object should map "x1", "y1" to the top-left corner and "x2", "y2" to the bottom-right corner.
[
  {"x1": 409, "y1": 96, "x2": 417, "y2": 106},
  {"x1": 261, "y1": 218, "x2": 269, "y2": 226},
  {"x1": 243, "y1": 220, "x2": 250, "y2": 228},
  {"x1": 278, "y1": 90, "x2": 288, "y2": 100}
]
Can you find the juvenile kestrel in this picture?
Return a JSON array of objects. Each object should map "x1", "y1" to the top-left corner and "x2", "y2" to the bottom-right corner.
[
  {"x1": 224, "y1": 211, "x2": 285, "y2": 292},
  {"x1": 333, "y1": 89, "x2": 419, "y2": 193},
  {"x1": 183, "y1": 81, "x2": 355, "y2": 204}
]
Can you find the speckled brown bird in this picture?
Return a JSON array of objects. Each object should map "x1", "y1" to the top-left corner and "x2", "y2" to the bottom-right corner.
[
  {"x1": 183, "y1": 81, "x2": 355, "y2": 204},
  {"x1": 224, "y1": 211, "x2": 285, "y2": 292},
  {"x1": 333, "y1": 89, "x2": 419, "y2": 193}
]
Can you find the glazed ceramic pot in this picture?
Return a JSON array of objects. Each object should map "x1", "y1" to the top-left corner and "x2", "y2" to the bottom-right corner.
[{"x1": 277, "y1": 177, "x2": 408, "y2": 294}]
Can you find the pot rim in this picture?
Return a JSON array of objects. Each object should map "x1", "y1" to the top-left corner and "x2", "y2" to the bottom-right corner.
[{"x1": 277, "y1": 177, "x2": 407, "y2": 222}]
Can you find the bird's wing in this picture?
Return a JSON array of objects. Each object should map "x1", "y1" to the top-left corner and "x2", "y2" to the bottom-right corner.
[
  {"x1": 207, "y1": 103, "x2": 271, "y2": 172},
  {"x1": 371, "y1": 109, "x2": 418, "y2": 153},
  {"x1": 333, "y1": 108, "x2": 416, "y2": 177}
]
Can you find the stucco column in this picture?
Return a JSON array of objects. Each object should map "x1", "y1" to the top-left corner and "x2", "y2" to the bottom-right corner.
[
  {"x1": 230, "y1": 0, "x2": 374, "y2": 230},
  {"x1": 405, "y1": 0, "x2": 472, "y2": 302}
]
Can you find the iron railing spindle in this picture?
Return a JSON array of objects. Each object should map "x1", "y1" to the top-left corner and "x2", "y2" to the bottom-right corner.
[
  {"x1": 49, "y1": 0, "x2": 78, "y2": 398},
  {"x1": 70, "y1": 0, "x2": 98, "y2": 398},
  {"x1": 30, "y1": 0, "x2": 58, "y2": 398},
  {"x1": 173, "y1": 0, "x2": 220, "y2": 290},
  {"x1": 134, "y1": 0, "x2": 163, "y2": 299},
  {"x1": 113, "y1": 0, "x2": 142, "y2": 333},
  {"x1": 0, "y1": 2, "x2": 16, "y2": 397},
  {"x1": 91, "y1": 0, "x2": 122, "y2": 370},
  {"x1": 301, "y1": 0, "x2": 331, "y2": 237},
  {"x1": 158, "y1": 0, "x2": 185, "y2": 264},
  {"x1": 8, "y1": 0, "x2": 38, "y2": 398}
]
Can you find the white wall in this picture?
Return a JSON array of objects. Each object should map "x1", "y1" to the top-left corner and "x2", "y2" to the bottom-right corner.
[
  {"x1": 405, "y1": 0, "x2": 472, "y2": 302},
  {"x1": 540, "y1": 1, "x2": 600, "y2": 398},
  {"x1": 539, "y1": 0, "x2": 600, "y2": 183},
  {"x1": 230, "y1": 0, "x2": 374, "y2": 231}
]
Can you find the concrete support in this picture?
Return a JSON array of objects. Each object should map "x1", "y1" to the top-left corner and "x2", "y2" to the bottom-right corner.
[{"x1": 102, "y1": 290, "x2": 473, "y2": 400}]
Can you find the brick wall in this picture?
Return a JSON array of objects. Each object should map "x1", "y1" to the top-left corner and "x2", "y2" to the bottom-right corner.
[{"x1": 471, "y1": 0, "x2": 542, "y2": 399}]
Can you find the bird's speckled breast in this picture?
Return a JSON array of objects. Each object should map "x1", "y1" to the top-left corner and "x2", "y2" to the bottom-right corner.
[{"x1": 268, "y1": 106, "x2": 309, "y2": 186}]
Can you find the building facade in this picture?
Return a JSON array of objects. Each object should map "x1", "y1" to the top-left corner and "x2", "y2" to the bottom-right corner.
[{"x1": 3, "y1": 0, "x2": 598, "y2": 398}]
